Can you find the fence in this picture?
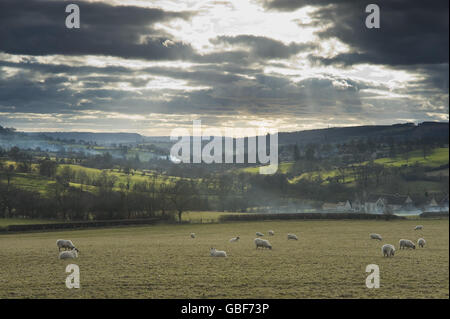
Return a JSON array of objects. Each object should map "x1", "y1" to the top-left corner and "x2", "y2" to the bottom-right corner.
[
  {"x1": 3, "y1": 218, "x2": 163, "y2": 232},
  {"x1": 420, "y1": 211, "x2": 449, "y2": 218}
]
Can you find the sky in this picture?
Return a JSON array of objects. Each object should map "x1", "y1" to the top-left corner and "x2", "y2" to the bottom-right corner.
[{"x1": 0, "y1": 0, "x2": 448, "y2": 135}]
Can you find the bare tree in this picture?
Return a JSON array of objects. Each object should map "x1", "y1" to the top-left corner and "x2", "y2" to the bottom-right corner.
[{"x1": 169, "y1": 180, "x2": 198, "y2": 222}]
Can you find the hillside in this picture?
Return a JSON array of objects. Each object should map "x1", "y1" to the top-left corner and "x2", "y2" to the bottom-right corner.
[
  {"x1": 3, "y1": 163, "x2": 183, "y2": 197},
  {"x1": 28, "y1": 132, "x2": 144, "y2": 145},
  {"x1": 277, "y1": 122, "x2": 449, "y2": 146}
]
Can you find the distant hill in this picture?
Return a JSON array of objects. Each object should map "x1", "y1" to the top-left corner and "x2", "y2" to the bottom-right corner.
[
  {"x1": 277, "y1": 122, "x2": 449, "y2": 146},
  {"x1": 26, "y1": 132, "x2": 144, "y2": 145},
  {"x1": 145, "y1": 122, "x2": 449, "y2": 147}
]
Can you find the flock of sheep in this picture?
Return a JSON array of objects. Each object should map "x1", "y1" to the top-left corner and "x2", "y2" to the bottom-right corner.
[
  {"x1": 190, "y1": 230, "x2": 299, "y2": 258},
  {"x1": 54, "y1": 230, "x2": 297, "y2": 260},
  {"x1": 204, "y1": 224, "x2": 427, "y2": 258},
  {"x1": 55, "y1": 224, "x2": 427, "y2": 260},
  {"x1": 371, "y1": 225, "x2": 426, "y2": 258}
]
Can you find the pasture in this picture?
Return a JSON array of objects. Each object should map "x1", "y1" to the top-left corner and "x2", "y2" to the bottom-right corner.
[
  {"x1": 237, "y1": 147, "x2": 449, "y2": 186},
  {"x1": 0, "y1": 219, "x2": 448, "y2": 298}
]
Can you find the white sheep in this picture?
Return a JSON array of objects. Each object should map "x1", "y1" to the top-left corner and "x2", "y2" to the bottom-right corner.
[
  {"x1": 254, "y1": 238, "x2": 272, "y2": 250},
  {"x1": 56, "y1": 239, "x2": 78, "y2": 252},
  {"x1": 210, "y1": 248, "x2": 227, "y2": 257},
  {"x1": 381, "y1": 244, "x2": 395, "y2": 257},
  {"x1": 229, "y1": 236, "x2": 240, "y2": 243},
  {"x1": 256, "y1": 232, "x2": 264, "y2": 237},
  {"x1": 268, "y1": 230, "x2": 275, "y2": 236},
  {"x1": 399, "y1": 239, "x2": 416, "y2": 250},
  {"x1": 370, "y1": 233, "x2": 382, "y2": 241},
  {"x1": 287, "y1": 233, "x2": 298, "y2": 240},
  {"x1": 414, "y1": 225, "x2": 424, "y2": 230},
  {"x1": 59, "y1": 248, "x2": 78, "y2": 260},
  {"x1": 417, "y1": 238, "x2": 426, "y2": 248},
  {"x1": 190, "y1": 233, "x2": 196, "y2": 238}
]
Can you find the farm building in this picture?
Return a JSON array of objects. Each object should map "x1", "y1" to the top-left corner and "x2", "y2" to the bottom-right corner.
[
  {"x1": 322, "y1": 199, "x2": 362, "y2": 213},
  {"x1": 424, "y1": 197, "x2": 440, "y2": 212},
  {"x1": 440, "y1": 195, "x2": 449, "y2": 212},
  {"x1": 364, "y1": 194, "x2": 417, "y2": 214},
  {"x1": 423, "y1": 194, "x2": 449, "y2": 213}
]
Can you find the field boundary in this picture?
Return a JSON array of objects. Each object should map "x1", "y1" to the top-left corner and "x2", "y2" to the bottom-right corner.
[
  {"x1": 2, "y1": 211, "x2": 448, "y2": 234},
  {"x1": 219, "y1": 212, "x2": 406, "y2": 222},
  {"x1": 420, "y1": 211, "x2": 449, "y2": 218},
  {"x1": 0, "y1": 218, "x2": 165, "y2": 233}
]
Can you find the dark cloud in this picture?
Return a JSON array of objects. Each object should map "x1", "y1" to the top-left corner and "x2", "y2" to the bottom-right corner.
[
  {"x1": 0, "y1": 56, "x2": 379, "y2": 118},
  {"x1": 260, "y1": 0, "x2": 448, "y2": 109},
  {"x1": 313, "y1": 3, "x2": 447, "y2": 66},
  {"x1": 259, "y1": 1, "x2": 448, "y2": 66},
  {"x1": 0, "y1": 59, "x2": 133, "y2": 76},
  {"x1": 0, "y1": 0, "x2": 195, "y2": 61},
  {"x1": 408, "y1": 64, "x2": 449, "y2": 93},
  {"x1": 0, "y1": 72, "x2": 76, "y2": 113}
]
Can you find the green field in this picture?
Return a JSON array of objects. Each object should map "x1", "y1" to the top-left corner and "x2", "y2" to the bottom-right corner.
[
  {"x1": 2, "y1": 163, "x2": 184, "y2": 196},
  {"x1": 374, "y1": 147, "x2": 449, "y2": 167},
  {"x1": 235, "y1": 147, "x2": 449, "y2": 185},
  {"x1": 0, "y1": 219, "x2": 448, "y2": 298},
  {"x1": 289, "y1": 147, "x2": 449, "y2": 184},
  {"x1": 239, "y1": 162, "x2": 295, "y2": 174}
]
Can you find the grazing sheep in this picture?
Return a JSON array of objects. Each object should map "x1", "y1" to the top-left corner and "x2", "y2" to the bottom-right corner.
[
  {"x1": 59, "y1": 248, "x2": 78, "y2": 260},
  {"x1": 370, "y1": 233, "x2": 383, "y2": 241},
  {"x1": 254, "y1": 238, "x2": 272, "y2": 250},
  {"x1": 287, "y1": 233, "x2": 298, "y2": 240},
  {"x1": 399, "y1": 239, "x2": 416, "y2": 250},
  {"x1": 268, "y1": 230, "x2": 275, "y2": 236},
  {"x1": 56, "y1": 239, "x2": 78, "y2": 252},
  {"x1": 414, "y1": 225, "x2": 424, "y2": 230},
  {"x1": 229, "y1": 236, "x2": 240, "y2": 243},
  {"x1": 210, "y1": 248, "x2": 227, "y2": 257},
  {"x1": 190, "y1": 233, "x2": 196, "y2": 238},
  {"x1": 417, "y1": 238, "x2": 426, "y2": 248},
  {"x1": 256, "y1": 232, "x2": 264, "y2": 237},
  {"x1": 381, "y1": 244, "x2": 395, "y2": 257}
]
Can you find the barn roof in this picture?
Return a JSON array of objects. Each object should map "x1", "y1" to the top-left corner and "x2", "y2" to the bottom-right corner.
[{"x1": 366, "y1": 193, "x2": 412, "y2": 205}]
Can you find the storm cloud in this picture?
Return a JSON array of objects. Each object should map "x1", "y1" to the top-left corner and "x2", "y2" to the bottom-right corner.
[
  {"x1": 0, "y1": 0, "x2": 195, "y2": 61},
  {"x1": 0, "y1": 0, "x2": 448, "y2": 134}
]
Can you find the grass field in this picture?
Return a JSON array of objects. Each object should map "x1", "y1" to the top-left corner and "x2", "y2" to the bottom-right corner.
[
  {"x1": 2, "y1": 163, "x2": 184, "y2": 196},
  {"x1": 239, "y1": 162, "x2": 294, "y2": 174},
  {"x1": 237, "y1": 147, "x2": 449, "y2": 183},
  {"x1": 181, "y1": 211, "x2": 250, "y2": 223},
  {"x1": 289, "y1": 147, "x2": 449, "y2": 184},
  {"x1": 0, "y1": 219, "x2": 448, "y2": 298}
]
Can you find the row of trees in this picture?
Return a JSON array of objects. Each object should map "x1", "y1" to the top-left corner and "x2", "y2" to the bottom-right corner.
[
  {"x1": 0, "y1": 155, "x2": 329, "y2": 220},
  {"x1": 284, "y1": 136, "x2": 445, "y2": 166},
  {"x1": 0, "y1": 168, "x2": 203, "y2": 222}
]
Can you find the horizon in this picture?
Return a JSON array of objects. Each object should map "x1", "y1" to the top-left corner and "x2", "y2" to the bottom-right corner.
[{"x1": 2, "y1": 120, "x2": 448, "y2": 138}]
